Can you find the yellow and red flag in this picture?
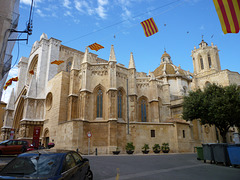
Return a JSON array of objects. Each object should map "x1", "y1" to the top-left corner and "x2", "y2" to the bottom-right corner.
[
  {"x1": 6, "y1": 79, "x2": 12, "y2": 86},
  {"x1": 51, "y1": 60, "x2": 64, "y2": 65},
  {"x1": 140, "y1": 17, "x2": 159, "y2": 37},
  {"x1": 88, "y1": 43, "x2": 104, "y2": 51},
  {"x1": 3, "y1": 77, "x2": 18, "y2": 90},
  {"x1": 12, "y1": 77, "x2": 18, "y2": 81},
  {"x1": 213, "y1": 0, "x2": 240, "y2": 34},
  {"x1": 29, "y1": 70, "x2": 34, "y2": 75}
]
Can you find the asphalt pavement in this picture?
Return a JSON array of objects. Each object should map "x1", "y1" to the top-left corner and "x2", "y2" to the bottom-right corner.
[
  {"x1": 0, "y1": 153, "x2": 239, "y2": 180},
  {"x1": 84, "y1": 153, "x2": 240, "y2": 180}
]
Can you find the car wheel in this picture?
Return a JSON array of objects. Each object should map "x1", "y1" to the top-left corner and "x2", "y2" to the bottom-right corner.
[{"x1": 85, "y1": 169, "x2": 93, "y2": 180}]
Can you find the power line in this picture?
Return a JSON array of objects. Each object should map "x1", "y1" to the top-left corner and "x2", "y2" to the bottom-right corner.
[
  {"x1": 75, "y1": 0, "x2": 185, "y2": 47},
  {"x1": 64, "y1": 0, "x2": 183, "y2": 44}
]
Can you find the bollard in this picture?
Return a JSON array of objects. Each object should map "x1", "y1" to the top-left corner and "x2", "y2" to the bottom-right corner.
[{"x1": 95, "y1": 148, "x2": 98, "y2": 156}]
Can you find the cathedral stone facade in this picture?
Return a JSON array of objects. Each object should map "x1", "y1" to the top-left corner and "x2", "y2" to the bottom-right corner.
[{"x1": 1, "y1": 34, "x2": 240, "y2": 154}]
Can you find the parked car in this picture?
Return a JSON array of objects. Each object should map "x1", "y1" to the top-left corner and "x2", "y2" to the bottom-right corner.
[
  {"x1": 0, "y1": 149, "x2": 93, "y2": 180},
  {"x1": 0, "y1": 139, "x2": 32, "y2": 155}
]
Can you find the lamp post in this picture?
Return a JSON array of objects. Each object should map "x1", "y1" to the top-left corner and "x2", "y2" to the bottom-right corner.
[{"x1": 127, "y1": 78, "x2": 129, "y2": 135}]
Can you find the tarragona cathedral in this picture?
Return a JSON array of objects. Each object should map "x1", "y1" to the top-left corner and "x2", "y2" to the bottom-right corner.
[{"x1": 1, "y1": 33, "x2": 240, "y2": 154}]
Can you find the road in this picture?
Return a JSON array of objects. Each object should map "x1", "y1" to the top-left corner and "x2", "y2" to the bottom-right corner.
[
  {"x1": 0, "y1": 153, "x2": 239, "y2": 180},
  {"x1": 85, "y1": 153, "x2": 240, "y2": 180}
]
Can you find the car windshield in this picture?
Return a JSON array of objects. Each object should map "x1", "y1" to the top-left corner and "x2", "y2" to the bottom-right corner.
[
  {"x1": 0, "y1": 140, "x2": 9, "y2": 145},
  {"x1": 0, "y1": 154, "x2": 62, "y2": 178}
]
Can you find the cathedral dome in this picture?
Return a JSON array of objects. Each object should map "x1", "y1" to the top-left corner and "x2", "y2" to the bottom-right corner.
[
  {"x1": 161, "y1": 51, "x2": 171, "y2": 59},
  {"x1": 154, "y1": 50, "x2": 188, "y2": 77},
  {"x1": 153, "y1": 63, "x2": 185, "y2": 77}
]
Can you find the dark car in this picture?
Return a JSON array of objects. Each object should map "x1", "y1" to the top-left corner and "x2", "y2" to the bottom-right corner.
[
  {"x1": 0, "y1": 139, "x2": 31, "y2": 155},
  {"x1": 0, "y1": 149, "x2": 93, "y2": 180}
]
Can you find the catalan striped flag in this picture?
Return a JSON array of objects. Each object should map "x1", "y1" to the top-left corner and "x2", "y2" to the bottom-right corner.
[
  {"x1": 51, "y1": 60, "x2": 64, "y2": 65},
  {"x1": 29, "y1": 70, "x2": 34, "y2": 75},
  {"x1": 11, "y1": 77, "x2": 18, "y2": 81},
  {"x1": 140, "y1": 17, "x2": 158, "y2": 37},
  {"x1": 6, "y1": 79, "x2": 12, "y2": 86},
  {"x1": 213, "y1": 0, "x2": 240, "y2": 34},
  {"x1": 88, "y1": 43, "x2": 104, "y2": 51}
]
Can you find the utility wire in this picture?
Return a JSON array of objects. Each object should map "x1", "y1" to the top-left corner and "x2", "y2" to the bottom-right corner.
[
  {"x1": 64, "y1": 0, "x2": 182, "y2": 44},
  {"x1": 70, "y1": 0, "x2": 185, "y2": 49},
  {"x1": 10, "y1": 33, "x2": 21, "y2": 69}
]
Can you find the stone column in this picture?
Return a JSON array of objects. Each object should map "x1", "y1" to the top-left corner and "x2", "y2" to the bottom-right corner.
[
  {"x1": 107, "y1": 90, "x2": 117, "y2": 120},
  {"x1": 107, "y1": 119, "x2": 117, "y2": 153},
  {"x1": 79, "y1": 91, "x2": 90, "y2": 120},
  {"x1": 67, "y1": 95, "x2": 78, "y2": 120},
  {"x1": 149, "y1": 100, "x2": 159, "y2": 122},
  {"x1": 129, "y1": 95, "x2": 137, "y2": 122}
]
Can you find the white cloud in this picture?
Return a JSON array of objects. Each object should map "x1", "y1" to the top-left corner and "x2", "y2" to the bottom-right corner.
[
  {"x1": 121, "y1": 6, "x2": 131, "y2": 20},
  {"x1": 36, "y1": 9, "x2": 46, "y2": 17},
  {"x1": 8, "y1": 66, "x2": 18, "y2": 77},
  {"x1": 74, "y1": 19, "x2": 80, "y2": 24},
  {"x1": 96, "y1": 0, "x2": 109, "y2": 19},
  {"x1": 98, "y1": 0, "x2": 108, "y2": 6},
  {"x1": 74, "y1": 0, "x2": 108, "y2": 18},
  {"x1": 96, "y1": 6, "x2": 107, "y2": 19},
  {"x1": 74, "y1": 0, "x2": 94, "y2": 16},
  {"x1": 117, "y1": 0, "x2": 131, "y2": 7},
  {"x1": 63, "y1": 0, "x2": 71, "y2": 9},
  {"x1": 64, "y1": 11, "x2": 73, "y2": 17}
]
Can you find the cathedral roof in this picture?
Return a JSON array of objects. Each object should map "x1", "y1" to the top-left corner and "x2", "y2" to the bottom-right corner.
[
  {"x1": 161, "y1": 51, "x2": 171, "y2": 59},
  {"x1": 153, "y1": 63, "x2": 185, "y2": 77},
  {"x1": 153, "y1": 50, "x2": 187, "y2": 77}
]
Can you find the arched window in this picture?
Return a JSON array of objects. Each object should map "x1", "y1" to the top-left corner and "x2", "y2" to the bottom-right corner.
[
  {"x1": 97, "y1": 89, "x2": 103, "y2": 118},
  {"x1": 141, "y1": 99, "x2": 147, "y2": 122},
  {"x1": 208, "y1": 54, "x2": 212, "y2": 68},
  {"x1": 66, "y1": 61, "x2": 72, "y2": 72},
  {"x1": 183, "y1": 86, "x2": 187, "y2": 94},
  {"x1": 118, "y1": 91, "x2": 122, "y2": 118},
  {"x1": 200, "y1": 56, "x2": 204, "y2": 70},
  {"x1": 205, "y1": 81, "x2": 211, "y2": 87}
]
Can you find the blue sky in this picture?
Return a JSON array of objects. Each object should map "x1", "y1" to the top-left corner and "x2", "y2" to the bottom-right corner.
[{"x1": 1, "y1": 0, "x2": 240, "y2": 103}]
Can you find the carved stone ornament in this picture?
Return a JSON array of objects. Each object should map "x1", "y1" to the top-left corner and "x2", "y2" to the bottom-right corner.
[
  {"x1": 204, "y1": 125, "x2": 210, "y2": 134},
  {"x1": 130, "y1": 96, "x2": 135, "y2": 102}
]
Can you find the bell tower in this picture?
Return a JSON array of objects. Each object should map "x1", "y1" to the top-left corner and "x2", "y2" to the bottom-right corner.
[{"x1": 191, "y1": 39, "x2": 221, "y2": 77}]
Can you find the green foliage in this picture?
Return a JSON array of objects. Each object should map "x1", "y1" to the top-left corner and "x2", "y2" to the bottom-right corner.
[
  {"x1": 126, "y1": 142, "x2": 135, "y2": 151},
  {"x1": 182, "y1": 89, "x2": 204, "y2": 121},
  {"x1": 152, "y1": 144, "x2": 160, "y2": 151},
  {"x1": 161, "y1": 143, "x2": 170, "y2": 151},
  {"x1": 182, "y1": 83, "x2": 240, "y2": 142},
  {"x1": 142, "y1": 144, "x2": 150, "y2": 151}
]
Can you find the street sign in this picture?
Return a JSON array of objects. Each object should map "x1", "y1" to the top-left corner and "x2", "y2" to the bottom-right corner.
[
  {"x1": 87, "y1": 131, "x2": 92, "y2": 155},
  {"x1": 87, "y1": 131, "x2": 92, "y2": 138}
]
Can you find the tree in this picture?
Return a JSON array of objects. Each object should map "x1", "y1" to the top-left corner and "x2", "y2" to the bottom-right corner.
[{"x1": 182, "y1": 83, "x2": 240, "y2": 143}]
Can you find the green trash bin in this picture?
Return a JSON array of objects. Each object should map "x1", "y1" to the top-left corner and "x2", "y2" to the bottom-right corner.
[{"x1": 196, "y1": 147, "x2": 204, "y2": 160}]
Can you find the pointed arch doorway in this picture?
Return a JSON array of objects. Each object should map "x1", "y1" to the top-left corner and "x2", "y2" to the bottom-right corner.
[{"x1": 43, "y1": 128, "x2": 49, "y2": 148}]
